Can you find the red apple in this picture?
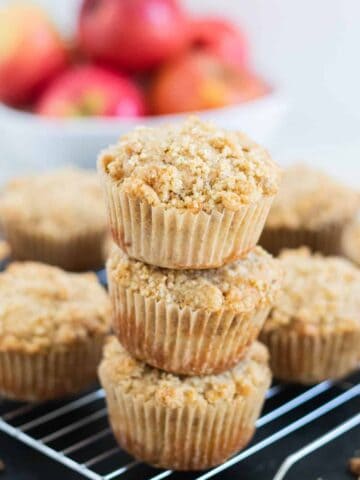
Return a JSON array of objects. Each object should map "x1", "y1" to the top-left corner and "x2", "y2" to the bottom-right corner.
[
  {"x1": 0, "y1": 3, "x2": 67, "y2": 106},
  {"x1": 78, "y1": 0, "x2": 189, "y2": 72},
  {"x1": 190, "y1": 17, "x2": 249, "y2": 70},
  {"x1": 150, "y1": 52, "x2": 268, "y2": 115},
  {"x1": 35, "y1": 65, "x2": 146, "y2": 117}
]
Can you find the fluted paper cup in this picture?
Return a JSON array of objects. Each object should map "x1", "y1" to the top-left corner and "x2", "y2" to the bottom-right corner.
[
  {"x1": 260, "y1": 328, "x2": 360, "y2": 384},
  {"x1": 109, "y1": 280, "x2": 270, "y2": 375},
  {"x1": 100, "y1": 168, "x2": 274, "y2": 269},
  {"x1": 260, "y1": 223, "x2": 346, "y2": 257},
  {"x1": 1, "y1": 221, "x2": 107, "y2": 271},
  {"x1": 0, "y1": 335, "x2": 106, "y2": 402}
]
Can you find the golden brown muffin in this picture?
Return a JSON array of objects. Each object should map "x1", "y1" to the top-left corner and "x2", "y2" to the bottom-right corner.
[
  {"x1": 342, "y1": 220, "x2": 360, "y2": 266},
  {"x1": 99, "y1": 336, "x2": 271, "y2": 470},
  {"x1": 107, "y1": 245, "x2": 281, "y2": 375},
  {"x1": 98, "y1": 117, "x2": 280, "y2": 269},
  {"x1": 0, "y1": 261, "x2": 111, "y2": 401},
  {"x1": 0, "y1": 168, "x2": 108, "y2": 271},
  {"x1": 261, "y1": 248, "x2": 360, "y2": 384},
  {"x1": 260, "y1": 164, "x2": 359, "y2": 256}
]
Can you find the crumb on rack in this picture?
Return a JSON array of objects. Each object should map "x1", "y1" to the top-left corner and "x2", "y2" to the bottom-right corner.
[{"x1": 349, "y1": 457, "x2": 360, "y2": 477}]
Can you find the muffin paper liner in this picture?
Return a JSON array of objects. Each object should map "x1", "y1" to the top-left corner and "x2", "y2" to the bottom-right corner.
[
  {"x1": 1, "y1": 221, "x2": 107, "y2": 271},
  {"x1": 260, "y1": 328, "x2": 360, "y2": 384},
  {"x1": 100, "y1": 369, "x2": 270, "y2": 470},
  {"x1": 101, "y1": 171, "x2": 273, "y2": 269},
  {"x1": 109, "y1": 280, "x2": 270, "y2": 375},
  {"x1": 0, "y1": 335, "x2": 106, "y2": 402},
  {"x1": 260, "y1": 223, "x2": 346, "y2": 257}
]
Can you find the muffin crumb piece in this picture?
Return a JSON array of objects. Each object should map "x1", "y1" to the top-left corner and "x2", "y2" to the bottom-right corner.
[{"x1": 349, "y1": 457, "x2": 360, "y2": 477}]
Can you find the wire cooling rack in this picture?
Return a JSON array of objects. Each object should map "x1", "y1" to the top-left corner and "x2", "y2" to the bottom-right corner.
[
  {"x1": 0, "y1": 373, "x2": 359, "y2": 480},
  {"x1": 0, "y1": 264, "x2": 359, "y2": 479}
]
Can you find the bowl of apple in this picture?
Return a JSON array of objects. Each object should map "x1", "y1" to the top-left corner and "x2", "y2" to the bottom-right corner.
[{"x1": 0, "y1": 0, "x2": 287, "y2": 169}]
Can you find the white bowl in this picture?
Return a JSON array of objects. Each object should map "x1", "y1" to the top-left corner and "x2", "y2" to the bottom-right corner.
[{"x1": 0, "y1": 90, "x2": 287, "y2": 171}]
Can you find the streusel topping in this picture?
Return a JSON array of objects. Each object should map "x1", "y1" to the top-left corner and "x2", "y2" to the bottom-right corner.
[
  {"x1": 0, "y1": 168, "x2": 107, "y2": 237},
  {"x1": 266, "y1": 164, "x2": 359, "y2": 229},
  {"x1": 342, "y1": 220, "x2": 360, "y2": 266},
  {"x1": 264, "y1": 248, "x2": 360, "y2": 334},
  {"x1": 99, "y1": 337, "x2": 271, "y2": 407},
  {"x1": 0, "y1": 262, "x2": 110, "y2": 352},
  {"x1": 108, "y1": 246, "x2": 281, "y2": 312},
  {"x1": 99, "y1": 117, "x2": 280, "y2": 213}
]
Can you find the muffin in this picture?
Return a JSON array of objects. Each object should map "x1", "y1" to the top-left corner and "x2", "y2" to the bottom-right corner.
[
  {"x1": 342, "y1": 220, "x2": 360, "y2": 266},
  {"x1": 98, "y1": 117, "x2": 280, "y2": 269},
  {"x1": 260, "y1": 164, "x2": 359, "y2": 256},
  {"x1": 260, "y1": 248, "x2": 360, "y2": 384},
  {"x1": 0, "y1": 168, "x2": 108, "y2": 271},
  {"x1": 99, "y1": 337, "x2": 271, "y2": 470},
  {"x1": 107, "y1": 245, "x2": 281, "y2": 375},
  {"x1": 0, "y1": 262, "x2": 110, "y2": 401}
]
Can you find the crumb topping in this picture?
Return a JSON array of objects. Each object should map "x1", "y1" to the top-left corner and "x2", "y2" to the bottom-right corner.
[
  {"x1": 342, "y1": 220, "x2": 360, "y2": 266},
  {"x1": 0, "y1": 168, "x2": 107, "y2": 237},
  {"x1": 99, "y1": 117, "x2": 280, "y2": 213},
  {"x1": 99, "y1": 337, "x2": 271, "y2": 407},
  {"x1": 266, "y1": 164, "x2": 359, "y2": 229},
  {"x1": 264, "y1": 247, "x2": 360, "y2": 334},
  {"x1": 0, "y1": 262, "x2": 111, "y2": 352},
  {"x1": 108, "y1": 246, "x2": 282, "y2": 313}
]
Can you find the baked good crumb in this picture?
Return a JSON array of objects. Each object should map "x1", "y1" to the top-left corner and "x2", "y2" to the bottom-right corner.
[
  {"x1": 0, "y1": 261, "x2": 110, "y2": 353},
  {"x1": 100, "y1": 337, "x2": 270, "y2": 407},
  {"x1": 108, "y1": 245, "x2": 281, "y2": 312},
  {"x1": 99, "y1": 116, "x2": 280, "y2": 213},
  {"x1": 349, "y1": 457, "x2": 360, "y2": 477},
  {"x1": 266, "y1": 164, "x2": 359, "y2": 229}
]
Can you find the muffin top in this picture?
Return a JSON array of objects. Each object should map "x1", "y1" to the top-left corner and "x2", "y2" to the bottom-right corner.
[
  {"x1": 264, "y1": 248, "x2": 360, "y2": 334},
  {"x1": 265, "y1": 164, "x2": 359, "y2": 229},
  {"x1": 0, "y1": 168, "x2": 107, "y2": 237},
  {"x1": 342, "y1": 220, "x2": 360, "y2": 266},
  {"x1": 99, "y1": 337, "x2": 271, "y2": 407},
  {"x1": 108, "y1": 246, "x2": 282, "y2": 313},
  {"x1": 0, "y1": 262, "x2": 111, "y2": 353},
  {"x1": 99, "y1": 117, "x2": 280, "y2": 213}
]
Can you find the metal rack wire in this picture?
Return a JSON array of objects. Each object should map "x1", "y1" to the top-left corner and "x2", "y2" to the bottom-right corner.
[{"x1": 0, "y1": 372, "x2": 359, "y2": 480}]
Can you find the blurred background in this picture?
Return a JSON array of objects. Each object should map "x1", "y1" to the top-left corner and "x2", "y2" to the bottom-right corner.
[{"x1": 0, "y1": 0, "x2": 359, "y2": 184}]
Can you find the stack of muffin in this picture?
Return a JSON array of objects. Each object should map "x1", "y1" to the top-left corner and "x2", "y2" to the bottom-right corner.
[{"x1": 97, "y1": 117, "x2": 282, "y2": 470}]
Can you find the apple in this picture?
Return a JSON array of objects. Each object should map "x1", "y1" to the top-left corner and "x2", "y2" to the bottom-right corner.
[
  {"x1": 190, "y1": 17, "x2": 249, "y2": 70},
  {"x1": 0, "y1": 3, "x2": 67, "y2": 106},
  {"x1": 78, "y1": 0, "x2": 189, "y2": 72},
  {"x1": 35, "y1": 65, "x2": 146, "y2": 117},
  {"x1": 150, "y1": 52, "x2": 268, "y2": 115}
]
